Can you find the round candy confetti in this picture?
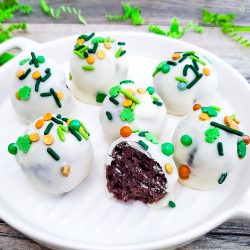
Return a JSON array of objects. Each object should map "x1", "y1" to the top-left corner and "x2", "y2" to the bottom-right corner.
[
  {"x1": 43, "y1": 134, "x2": 54, "y2": 145},
  {"x1": 165, "y1": 163, "x2": 173, "y2": 174},
  {"x1": 37, "y1": 56, "x2": 45, "y2": 64},
  {"x1": 161, "y1": 63, "x2": 170, "y2": 74},
  {"x1": 8, "y1": 143, "x2": 17, "y2": 155},
  {"x1": 35, "y1": 119, "x2": 44, "y2": 129},
  {"x1": 57, "y1": 91, "x2": 64, "y2": 100},
  {"x1": 179, "y1": 164, "x2": 191, "y2": 180},
  {"x1": 137, "y1": 88, "x2": 146, "y2": 94},
  {"x1": 43, "y1": 112, "x2": 52, "y2": 121},
  {"x1": 203, "y1": 67, "x2": 210, "y2": 76},
  {"x1": 120, "y1": 126, "x2": 132, "y2": 137},
  {"x1": 180, "y1": 134, "x2": 192, "y2": 146},
  {"x1": 86, "y1": 56, "x2": 95, "y2": 64},
  {"x1": 69, "y1": 120, "x2": 81, "y2": 130},
  {"x1": 177, "y1": 82, "x2": 186, "y2": 91},
  {"x1": 32, "y1": 71, "x2": 41, "y2": 80},
  {"x1": 29, "y1": 133, "x2": 40, "y2": 142},
  {"x1": 243, "y1": 135, "x2": 250, "y2": 145},
  {"x1": 193, "y1": 103, "x2": 201, "y2": 111},
  {"x1": 161, "y1": 142, "x2": 174, "y2": 156},
  {"x1": 97, "y1": 50, "x2": 105, "y2": 59},
  {"x1": 123, "y1": 99, "x2": 132, "y2": 107},
  {"x1": 172, "y1": 53, "x2": 181, "y2": 60},
  {"x1": 146, "y1": 86, "x2": 155, "y2": 95}
]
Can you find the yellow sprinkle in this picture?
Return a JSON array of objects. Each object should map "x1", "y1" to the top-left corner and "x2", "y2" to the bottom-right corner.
[
  {"x1": 43, "y1": 112, "x2": 52, "y2": 121},
  {"x1": 203, "y1": 67, "x2": 210, "y2": 76},
  {"x1": 97, "y1": 50, "x2": 105, "y2": 59},
  {"x1": 165, "y1": 163, "x2": 173, "y2": 174},
  {"x1": 199, "y1": 112, "x2": 210, "y2": 121},
  {"x1": 123, "y1": 99, "x2": 133, "y2": 107},
  {"x1": 15, "y1": 92, "x2": 20, "y2": 100},
  {"x1": 16, "y1": 70, "x2": 24, "y2": 78},
  {"x1": 233, "y1": 117, "x2": 240, "y2": 124},
  {"x1": 43, "y1": 134, "x2": 54, "y2": 145},
  {"x1": 172, "y1": 53, "x2": 181, "y2": 60},
  {"x1": 32, "y1": 71, "x2": 41, "y2": 80},
  {"x1": 29, "y1": 133, "x2": 40, "y2": 142},
  {"x1": 56, "y1": 91, "x2": 64, "y2": 100},
  {"x1": 86, "y1": 56, "x2": 95, "y2": 65},
  {"x1": 77, "y1": 38, "x2": 85, "y2": 44},
  {"x1": 61, "y1": 165, "x2": 70, "y2": 177},
  {"x1": 35, "y1": 119, "x2": 44, "y2": 129},
  {"x1": 104, "y1": 42, "x2": 111, "y2": 49},
  {"x1": 137, "y1": 88, "x2": 146, "y2": 94}
]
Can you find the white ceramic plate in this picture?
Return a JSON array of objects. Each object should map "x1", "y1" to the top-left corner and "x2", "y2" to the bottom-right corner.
[{"x1": 0, "y1": 32, "x2": 250, "y2": 250}]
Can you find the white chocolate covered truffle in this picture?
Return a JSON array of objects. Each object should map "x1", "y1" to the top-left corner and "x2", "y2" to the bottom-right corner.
[
  {"x1": 105, "y1": 127, "x2": 178, "y2": 208},
  {"x1": 100, "y1": 81, "x2": 167, "y2": 142},
  {"x1": 11, "y1": 52, "x2": 71, "y2": 123},
  {"x1": 153, "y1": 51, "x2": 218, "y2": 115},
  {"x1": 173, "y1": 104, "x2": 249, "y2": 190},
  {"x1": 70, "y1": 33, "x2": 129, "y2": 104},
  {"x1": 8, "y1": 113, "x2": 93, "y2": 195}
]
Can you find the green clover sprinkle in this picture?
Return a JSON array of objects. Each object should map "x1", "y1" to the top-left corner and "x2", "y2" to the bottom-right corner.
[
  {"x1": 202, "y1": 106, "x2": 217, "y2": 117},
  {"x1": 161, "y1": 142, "x2": 174, "y2": 156},
  {"x1": 19, "y1": 58, "x2": 30, "y2": 65},
  {"x1": 18, "y1": 85, "x2": 31, "y2": 100},
  {"x1": 8, "y1": 143, "x2": 17, "y2": 155},
  {"x1": 120, "y1": 108, "x2": 135, "y2": 123},
  {"x1": 16, "y1": 134, "x2": 31, "y2": 153},
  {"x1": 205, "y1": 127, "x2": 220, "y2": 143},
  {"x1": 218, "y1": 172, "x2": 227, "y2": 184},
  {"x1": 109, "y1": 85, "x2": 121, "y2": 97},
  {"x1": 145, "y1": 132, "x2": 159, "y2": 144},
  {"x1": 237, "y1": 140, "x2": 246, "y2": 159},
  {"x1": 96, "y1": 92, "x2": 107, "y2": 103}
]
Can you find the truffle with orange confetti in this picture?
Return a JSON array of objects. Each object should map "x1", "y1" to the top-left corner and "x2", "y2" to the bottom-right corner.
[
  {"x1": 8, "y1": 113, "x2": 93, "y2": 195},
  {"x1": 153, "y1": 51, "x2": 218, "y2": 115},
  {"x1": 105, "y1": 126, "x2": 178, "y2": 208},
  {"x1": 11, "y1": 52, "x2": 72, "y2": 123},
  {"x1": 70, "y1": 33, "x2": 128, "y2": 104},
  {"x1": 172, "y1": 103, "x2": 249, "y2": 190},
  {"x1": 99, "y1": 80, "x2": 166, "y2": 142}
]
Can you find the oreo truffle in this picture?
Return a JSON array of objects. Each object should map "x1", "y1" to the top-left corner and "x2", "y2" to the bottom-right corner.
[{"x1": 105, "y1": 127, "x2": 178, "y2": 208}]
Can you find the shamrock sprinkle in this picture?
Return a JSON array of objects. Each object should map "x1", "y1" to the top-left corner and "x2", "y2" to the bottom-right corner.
[
  {"x1": 201, "y1": 106, "x2": 217, "y2": 117},
  {"x1": 205, "y1": 127, "x2": 220, "y2": 143},
  {"x1": 109, "y1": 85, "x2": 121, "y2": 97},
  {"x1": 18, "y1": 85, "x2": 31, "y2": 100},
  {"x1": 120, "y1": 108, "x2": 135, "y2": 122},
  {"x1": 145, "y1": 132, "x2": 159, "y2": 144},
  {"x1": 237, "y1": 140, "x2": 246, "y2": 159},
  {"x1": 16, "y1": 134, "x2": 31, "y2": 153}
]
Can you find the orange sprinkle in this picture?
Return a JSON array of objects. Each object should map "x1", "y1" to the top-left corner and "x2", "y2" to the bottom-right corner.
[
  {"x1": 179, "y1": 164, "x2": 191, "y2": 180},
  {"x1": 199, "y1": 112, "x2": 210, "y2": 121},
  {"x1": 233, "y1": 117, "x2": 240, "y2": 124},
  {"x1": 97, "y1": 50, "x2": 105, "y2": 59},
  {"x1": 123, "y1": 99, "x2": 133, "y2": 107},
  {"x1": 15, "y1": 92, "x2": 20, "y2": 100},
  {"x1": 57, "y1": 91, "x2": 64, "y2": 100},
  {"x1": 203, "y1": 67, "x2": 210, "y2": 76},
  {"x1": 172, "y1": 52, "x2": 181, "y2": 60},
  {"x1": 230, "y1": 123, "x2": 239, "y2": 130},
  {"x1": 16, "y1": 70, "x2": 24, "y2": 78},
  {"x1": 43, "y1": 134, "x2": 54, "y2": 145},
  {"x1": 32, "y1": 71, "x2": 41, "y2": 80},
  {"x1": 137, "y1": 88, "x2": 146, "y2": 94},
  {"x1": 165, "y1": 163, "x2": 173, "y2": 174},
  {"x1": 193, "y1": 103, "x2": 201, "y2": 111},
  {"x1": 104, "y1": 42, "x2": 111, "y2": 49},
  {"x1": 124, "y1": 88, "x2": 134, "y2": 95},
  {"x1": 77, "y1": 38, "x2": 85, "y2": 44},
  {"x1": 86, "y1": 55, "x2": 95, "y2": 65},
  {"x1": 120, "y1": 126, "x2": 132, "y2": 137},
  {"x1": 243, "y1": 135, "x2": 250, "y2": 145},
  {"x1": 35, "y1": 119, "x2": 44, "y2": 129},
  {"x1": 29, "y1": 133, "x2": 40, "y2": 142},
  {"x1": 43, "y1": 112, "x2": 52, "y2": 121},
  {"x1": 61, "y1": 165, "x2": 70, "y2": 177}
]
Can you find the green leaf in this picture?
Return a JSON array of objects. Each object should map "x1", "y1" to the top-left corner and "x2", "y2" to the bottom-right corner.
[
  {"x1": 205, "y1": 127, "x2": 220, "y2": 143},
  {"x1": 120, "y1": 108, "x2": 135, "y2": 122}
]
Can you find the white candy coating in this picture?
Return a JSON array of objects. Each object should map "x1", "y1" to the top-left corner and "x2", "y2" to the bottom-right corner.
[
  {"x1": 153, "y1": 52, "x2": 218, "y2": 115},
  {"x1": 173, "y1": 107, "x2": 246, "y2": 190},
  {"x1": 100, "y1": 83, "x2": 167, "y2": 142},
  {"x1": 11, "y1": 53, "x2": 71, "y2": 124},
  {"x1": 105, "y1": 132, "x2": 178, "y2": 208},
  {"x1": 15, "y1": 114, "x2": 93, "y2": 195},
  {"x1": 70, "y1": 34, "x2": 129, "y2": 104}
]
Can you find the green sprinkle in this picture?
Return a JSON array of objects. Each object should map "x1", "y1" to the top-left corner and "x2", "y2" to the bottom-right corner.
[
  {"x1": 210, "y1": 121, "x2": 244, "y2": 136},
  {"x1": 119, "y1": 50, "x2": 126, "y2": 57},
  {"x1": 167, "y1": 61, "x2": 177, "y2": 66},
  {"x1": 118, "y1": 42, "x2": 126, "y2": 45},
  {"x1": 115, "y1": 47, "x2": 123, "y2": 58},
  {"x1": 151, "y1": 95, "x2": 159, "y2": 101},
  {"x1": 186, "y1": 74, "x2": 203, "y2": 89},
  {"x1": 51, "y1": 117, "x2": 63, "y2": 125},
  {"x1": 175, "y1": 76, "x2": 188, "y2": 83},
  {"x1": 82, "y1": 65, "x2": 95, "y2": 71},
  {"x1": 120, "y1": 80, "x2": 134, "y2": 85},
  {"x1": 120, "y1": 89, "x2": 140, "y2": 104},
  {"x1": 138, "y1": 131, "x2": 149, "y2": 137},
  {"x1": 74, "y1": 50, "x2": 84, "y2": 59},
  {"x1": 85, "y1": 32, "x2": 95, "y2": 41},
  {"x1": 69, "y1": 72, "x2": 72, "y2": 80},
  {"x1": 40, "y1": 92, "x2": 52, "y2": 97},
  {"x1": 59, "y1": 125, "x2": 68, "y2": 132},
  {"x1": 47, "y1": 147, "x2": 60, "y2": 161},
  {"x1": 106, "y1": 111, "x2": 113, "y2": 120},
  {"x1": 41, "y1": 68, "x2": 51, "y2": 82},
  {"x1": 237, "y1": 141, "x2": 246, "y2": 159},
  {"x1": 189, "y1": 55, "x2": 206, "y2": 66},
  {"x1": 18, "y1": 85, "x2": 31, "y2": 100},
  {"x1": 145, "y1": 132, "x2": 159, "y2": 144},
  {"x1": 44, "y1": 122, "x2": 54, "y2": 135},
  {"x1": 19, "y1": 68, "x2": 31, "y2": 80},
  {"x1": 168, "y1": 200, "x2": 176, "y2": 208},
  {"x1": 109, "y1": 97, "x2": 119, "y2": 105},
  {"x1": 80, "y1": 122, "x2": 90, "y2": 136},
  {"x1": 35, "y1": 78, "x2": 42, "y2": 92},
  {"x1": 16, "y1": 135, "x2": 31, "y2": 153},
  {"x1": 69, "y1": 127, "x2": 82, "y2": 141},
  {"x1": 161, "y1": 143, "x2": 174, "y2": 156},
  {"x1": 57, "y1": 127, "x2": 65, "y2": 142},
  {"x1": 138, "y1": 140, "x2": 149, "y2": 151},
  {"x1": 96, "y1": 92, "x2": 107, "y2": 103},
  {"x1": 30, "y1": 52, "x2": 39, "y2": 67},
  {"x1": 56, "y1": 114, "x2": 62, "y2": 119},
  {"x1": 146, "y1": 86, "x2": 155, "y2": 95},
  {"x1": 210, "y1": 106, "x2": 221, "y2": 111},
  {"x1": 202, "y1": 106, "x2": 218, "y2": 117},
  {"x1": 109, "y1": 85, "x2": 121, "y2": 97},
  {"x1": 120, "y1": 108, "x2": 135, "y2": 122},
  {"x1": 152, "y1": 100, "x2": 163, "y2": 106},
  {"x1": 19, "y1": 58, "x2": 30, "y2": 65},
  {"x1": 181, "y1": 135, "x2": 192, "y2": 146},
  {"x1": 78, "y1": 127, "x2": 89, "y2": 140},
  {"x1": 217, "y1": 142, "x2": 224, "y2": 156},
  {"x1": 91, "y1": 36, "x2": 104, "y2": 44},
  {"x1": 37, "y1": 56, "x2": 45, "y2": 64},
  {"x1": 218, "y1": 172, "x2": 227, "y2": 184},
  {"x1": 69, "y1": 120, "x2": 81, "y2": 130},
  {"x1": 50, "y1": 88, "x2": 62, "y2": 108},
  {"x1": 205, "y1": 127, "x2": 220, "y2": 143},
  {"x1": 8, "y1": 143, "x2": 17, "y2": 155}
]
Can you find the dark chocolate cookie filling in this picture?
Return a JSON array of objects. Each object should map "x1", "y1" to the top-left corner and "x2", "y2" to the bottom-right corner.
[{"x1": 106, "y1": 141, "x2": 167, "y2": 204}]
